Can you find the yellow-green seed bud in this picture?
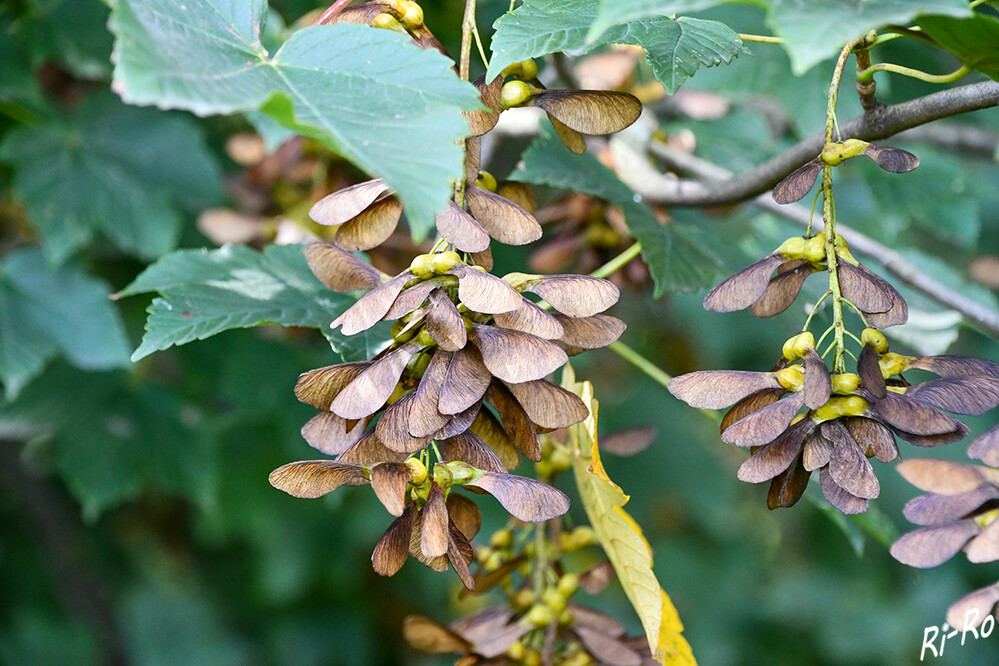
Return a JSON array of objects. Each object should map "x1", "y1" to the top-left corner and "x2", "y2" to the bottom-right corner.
[
  {"x1": 399, "y1": 1, "x2": 423, "y2": 28},
  {"x1": 386, "y1": 383, "x2": 407, "y2": 405},
  {"x1": 557, "y1": 573, "x2": 579, "y2": 596},
  {"x1": 405, "y1": 458, "x2": 428, "y2": 484},
  {"x1": 775, "y1": 365, "x2": 805, "y2": 392},
  {"x1": 506, "y1": 641, "x2": 526, "y2": 661},
  {"x1": 777, "y1": 236, "x2": 807, "y2": 260},
  {"x1": 782, "y1": 332, "x2": 815, "y2": 361},
  {"x1": 371, "y1": 12, "x2": 405, "y2": 32},
  {"x1": 430, "y1": 250, "x2": 462, "y2": 274},
  {"x1": 526, "y1": 604, "x2": 554, "y2": 627},
  {"x1": 804, "y1": 233, "x2": 826, "y2": 264},
  {"x1": 518, "y1": 58, "x2": 539, "y2": 80},
  {"x1": 550, "y1": 446, "x2": 572, "y2": 473},
  {"x1": 501, "y1": 80, "x2": 534, "y2": 110},
  {"x1": 879, "y1": 352, "x2": 908, "y2": 379},
  {"x1": 831, "y1": 372, "x2": 861, "y2": 395},
  {"x1": 410, "y1": 253, "x2": 434, "y2": 279},
  {"x1": 542, "y1": 589, "x2": 568, "y2": 614},
  {"x1": 476, "y1": 546, "x2": 493, "y2": 563},
  {"x1": 484, "y1": 551, "x2": 503, "y2": 571},
  {"x1": 512, "y1": 588, "x2": 534, "y2": 609},
  {"x1": 558, "y1": 608, "x2": 574, "y2": 626},
  {"x1": 414, "y1": 327, "x2": 436, "y2": 348},
  {"x1": 861, "y1": 328, "x2": 889, "y2": 354},
  {"x1": 490, "y1": 528, "x2": 513, "y2": 549},
  {"x1": 475, "y1": 170, "x2": 498, "y2": 192},
  {"x1": 523, "y1": 650, "x2": 542, "y2": 666}
]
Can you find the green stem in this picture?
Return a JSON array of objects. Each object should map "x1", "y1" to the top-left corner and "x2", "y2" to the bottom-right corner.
[
  {"x1": 857, "y1": 62, "x2": 971, "y2": 85},
  {"x1": 739, "y1": 33, "x2": 782, "y2": 44},
  {"x1": 802, "y1": 290, "x2": 832, "y2": 333},
  {"x1": 609, "y1": 341, "x2": 671, "y2": 390},
  {"x1": 590, "y1": 242, "x2": 642, "y2": 279}
]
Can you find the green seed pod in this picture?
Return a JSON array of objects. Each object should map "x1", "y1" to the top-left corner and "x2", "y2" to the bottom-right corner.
[
  {"x1": 474, "y1": 170, "x2": 498, "y2": 192},
  {"x1": 399, "y1": 0, "x2": 423, "y2": 28},
  {"x1": 371, "y1": 12, "x2": 406, "y2": 33},
  {"x1": 861, "y1": 327, "x2": 889, "y2": 354},
  {"x1": 830, "y1": 372, "x2": 861, "y2": 395},
  {"x1": 501, "y1": 80, "x2": 534, "y2": 110},
  {"x1": 430, "y1": 250, "x2": 462, "y2": 274},
  {"x1": 410, "y1": 253, "x2": 434, "y2": 279}
]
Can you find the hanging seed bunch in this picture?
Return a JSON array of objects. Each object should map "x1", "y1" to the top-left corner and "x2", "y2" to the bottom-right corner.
[
  {"x1": 402, "y1": 428, "x2": 660, "y2": 666},
  {"x1": 890, "y1": 424, "x2": 999, "y2": 632},
  {"x1": 269, "y1": 1, "x2": 641, "y2": 588},
  {"x1": 668, "y1": 134, "x2": 999, "y2": 514}
]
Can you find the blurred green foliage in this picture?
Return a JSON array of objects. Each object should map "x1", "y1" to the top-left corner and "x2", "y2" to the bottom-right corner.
[{"x1": 2, "y1": 1, "x2": 999, "y2": 665}]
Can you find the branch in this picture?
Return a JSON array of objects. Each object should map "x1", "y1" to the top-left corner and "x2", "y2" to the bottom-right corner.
[
  {"x1": 624, "y1": 143, "x2": 999, "y2": 338},
  {"x1": 639, "y1": 81, "x2": 999, "y2": 207}
]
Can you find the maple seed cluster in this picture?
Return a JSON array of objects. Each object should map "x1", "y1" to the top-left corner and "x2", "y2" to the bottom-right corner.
[
  {"x1": 669, "y1": 138, "x2": 999, "y2": 514},
  {"x1": 890, "y1": 424, "x2": 999, "y2": 631},
  {"x1": 268, "y1": 1, "x2": 642, "y2": 588}
]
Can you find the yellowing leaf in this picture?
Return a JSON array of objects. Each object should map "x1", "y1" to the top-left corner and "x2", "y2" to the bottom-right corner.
[{"x1": 563, "y1": 366, "x2": 696, "y2": 665}]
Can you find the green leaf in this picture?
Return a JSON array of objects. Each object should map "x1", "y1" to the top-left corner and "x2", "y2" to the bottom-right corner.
[
  {"x1": 18, "y1": 0, "x2": 114, "y2": 79},
  {"x1": 563, "y1": 367, "x2": 697, "y2": 665},
  {"x1": 117, "y1": 244, "x2": 357, "y2": 361},
  {"x1": 0, "y1": 93, "x2": 222, "y2": 265},
  {"x1": 108, "y1": 0, "x2": 481, "y2": 238},
  {"x1": 0, "y1": 249, "x2": 131, "y2": 399},
  {"x1": 915, "y1": 13, "x2": 999, "y2": 80},
  {"x1": 767, "y1": 0, "x2": 971, "y2": 75},
  {"x1": 488, "y1": 0, "x2": 745, "y2": 94},
  {"x1": 511, "y1": 123, "x2": 722, "y2": 296},
  {"x1": 588, "y1": 0, "x2": 737, "y2": 41}
]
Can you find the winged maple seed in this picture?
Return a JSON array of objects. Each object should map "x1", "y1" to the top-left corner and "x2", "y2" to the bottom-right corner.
[
  {"x1": 668, "y1": 329, "x2": 999, "y2": 513},
  {"x1": 772, "y1": 139, "x2": 919, "y2": 204},
  {"x1": 703, "y1": 230, "x2": 907, "y2": 326}
]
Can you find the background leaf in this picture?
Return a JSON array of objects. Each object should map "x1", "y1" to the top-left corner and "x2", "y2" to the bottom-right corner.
[
  {"x1": 0, "y1": 248, "x2": 131, "y2": 399},
  {"x1": 108, "y1": 0, "x2": 481, "y2": 237},
  {"x1": 915, "y1": 13, "x2": 999, "y2": 81},
  {"x1": 588, "y1": 1, "x2": 734, "y2": 40},
  {"x1": 767, "y1": 0, "x2": 971, "y2": 75},
  {"x1": 511, "y1": 123, "x2": 723, "y2": 296},
  {"x1": 488, "y1": 0, "x2": 745, "y2": 94},
  {"x1": 564, "y1": 367, "x2": 696, "y2": 665},
  {"x1": 0, "y1": 93, "x2": 222, "y2": 265},
  {"x1": 118, "y1": 244, "x2": 357, "y2": 361}
]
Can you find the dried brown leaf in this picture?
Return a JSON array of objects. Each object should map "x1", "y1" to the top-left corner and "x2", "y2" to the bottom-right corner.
[
  {"x1": 568, "y1": 603, "x2": 626, "y2": 637},
  {"x1": 310, "y1": 179, "x2": 389, "y2": 226},
  {"x1": 819, "y1": 467, "x2": 869, "y2": 514},
  {"x1": 737, "y1": 419, "x2": 811, "y2": 482},
  {"x1": 549, "y1": 113, "x2": 587, "y2": 153},
  {"x1": 668, "y1": 370, "x2": 781, "y2": 410},
  {"x1": 334, "y1": 196, "x2": 402, "y2": 251},
  {"x1": 383, "y1": 280, "x2": 439, "y2": 320},
  {"x1": 440, "y1": 346, "x2": 492, "y2": 415},
  {"x1": 898, "y1": 459, "x2": 996, "y2": 495},
  {"x1": 721, "y1": 388, "x2": 783, "y2": 434},
  {"x1": 526, "y1": 275, "x2": 619, "y2": 318},
  {"x1": 904, "y1": 486, "x2": 999, "y2": 526},
  {"x1": 908, "y1": 355, "x2": 999, "y2": 379},
  {"x1": 573, "y1": 626, "x2": 642, "y2": 666},
  {"x1": 268, "y1": 460, "x2": 367, "y2": 498},
  {"x1": 947, "y1": 584, "x2": 999, "y2": 631},
  {"x1": 436, "y1": 401, "x2": 482, "y2": 439},
  {"x1": 402, "y1": 615, "x2": 471, "y2": 654},
  {"x1": 372, "y1": 505, "x2": 416, "y2": 576},
  {"x1": 487, "y1": 383, "x2": 540, "y2": 460},
  {"x1": 903, "y1": 377, "x2": 999, "y2": 416},
  {"x1": 554, "y1": 313, "x2": 626, "y2": 351},
  {"x1": 837, "y1": 262, "x2": 894, "y2": 315},
  {"x1": 471, "y1": 324, "x2": 568, "y2": 383},
  {"x1": 467, "y1": 472, "x2": 570, "y2": 522},
  {"x1": 439, "y1": 432, "x2": 508, "y2": 473},
  {"x1": 968, "y1": 423, "x2": 999, "y2": 466},
  {"x1": 464, "y1": 74, "x2": 503, "y2": 137},
  {"x1": 579, "y1": 560, "x2": 616, "y2": 595},
  {"x1": 767, "y1": 451, "x2": 810, "y2": 509},
  {"x1": 421, "y1": 482, "x2": 450, "y2": 558},
  {"x1": 802, "y1": 430, "x2": 834, "y2": 471},
  {"x1": 446, "y1": 493, "x2": 482, "y2": 540},
  {"x1": 465, "y1": 185, "x2": 543, "y2": 245},
  {"x1": 533, "y1": 90, "x2": 642, "y2": 135},
  {"x1": 449, "y1": 264, "x2": 523, "y2": 314},
  {"x1": 843, "y1": 417, "x2": 897, "y2": 462},
  {"x1": 305, "y1": 243, "x2": 383, "y2": 292},
  {"x1": 376, "y1": 391, "x2": 432, "y2": 453},
  {"x1": 332, "y1": 271, "x2": 411, "y2": 336},
  {"x1": 469, "y1": 409, "x2": 520, "y2": 470},
  {"x1": 370, "y1": 462, "x2": 410, "y2": 516},
  {"x1": 409, "y1": 350, "x2": 452, "y2": 437},
  {"x1": 772, "y1": 160, "x2": 822, "y2": 204},
  {"x1": 749, "y1": 263, "x2": 812, "y2": 317},
  {"x1": 864, "y1": 144, "x2": 919, "y2": 173},
  {"x1": 857, "y1": 343, "x2": 887, "y2": 399},
  {"x1": 504, "y1": 379, "x2": 589, "y2": 429},
  {"x1": 427, "y1": 289, "x2": 468, "y2": 352},
  {"x1": 294, "y1": 362, "x2": 369, "y2": 410},
  {"x1": 890, "y1": 520, "x2": 980, "y2": 568},
  {"x1": 493, "y1": 300, "x2": 565, "y2": 339},
  {"x1": 497, "y1": 182, "x2": 537, "y2": 214},
  {"x1": 301, "y1": 411, "x2": 366, "y2": 456},
  {"x1": 722, "y1": 392, "x2": 806, "y2": 446},
  {"x1": 331, "y1": 343, "x2": 420, "y2": 419},
  {"x1": 803, "y1": 348, "x2": 832, "y2": 410},
  {"x1": 703, "y1": 254, "x2": 783, "y2": 313},
  {"x1": 437, "y1": 201, "x2": 491, "y2": 253},
  {"x1": 599, "y1": 426, "x2": 657, "y2": 457},
  {"x1": 447, "y1": 521, "x2": 476, "y2": 590},
  {"x1": 870, "y1": 391, "x2": 966, "y2": 437},
  {"x1": 824, "y1": 421, "x2": 880, "y2": 499}
]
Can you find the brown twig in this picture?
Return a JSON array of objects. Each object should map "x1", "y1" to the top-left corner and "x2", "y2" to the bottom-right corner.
[
  {"x1": 640, "y1": 80, "x2": 999, "y2": 207},
  {"x1": 311, "y1": 0, "x2": 354, "y2": 25}
]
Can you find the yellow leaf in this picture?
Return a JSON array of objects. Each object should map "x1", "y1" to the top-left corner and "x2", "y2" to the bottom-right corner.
[{"x1": 563, "y1": 366, "x2": 697, "y2": 666}]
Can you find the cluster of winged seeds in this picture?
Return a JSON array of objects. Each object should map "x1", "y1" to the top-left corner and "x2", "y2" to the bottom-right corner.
[
  {"x1": 890, "y1": 424, "x2": 999, "y2": 631},
  {"x1": 668, "y1": 139, "x2": 999, "y2": 515},
  {"x1": 268, "y1": 0, "x2": 642, "y2": 590}
]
